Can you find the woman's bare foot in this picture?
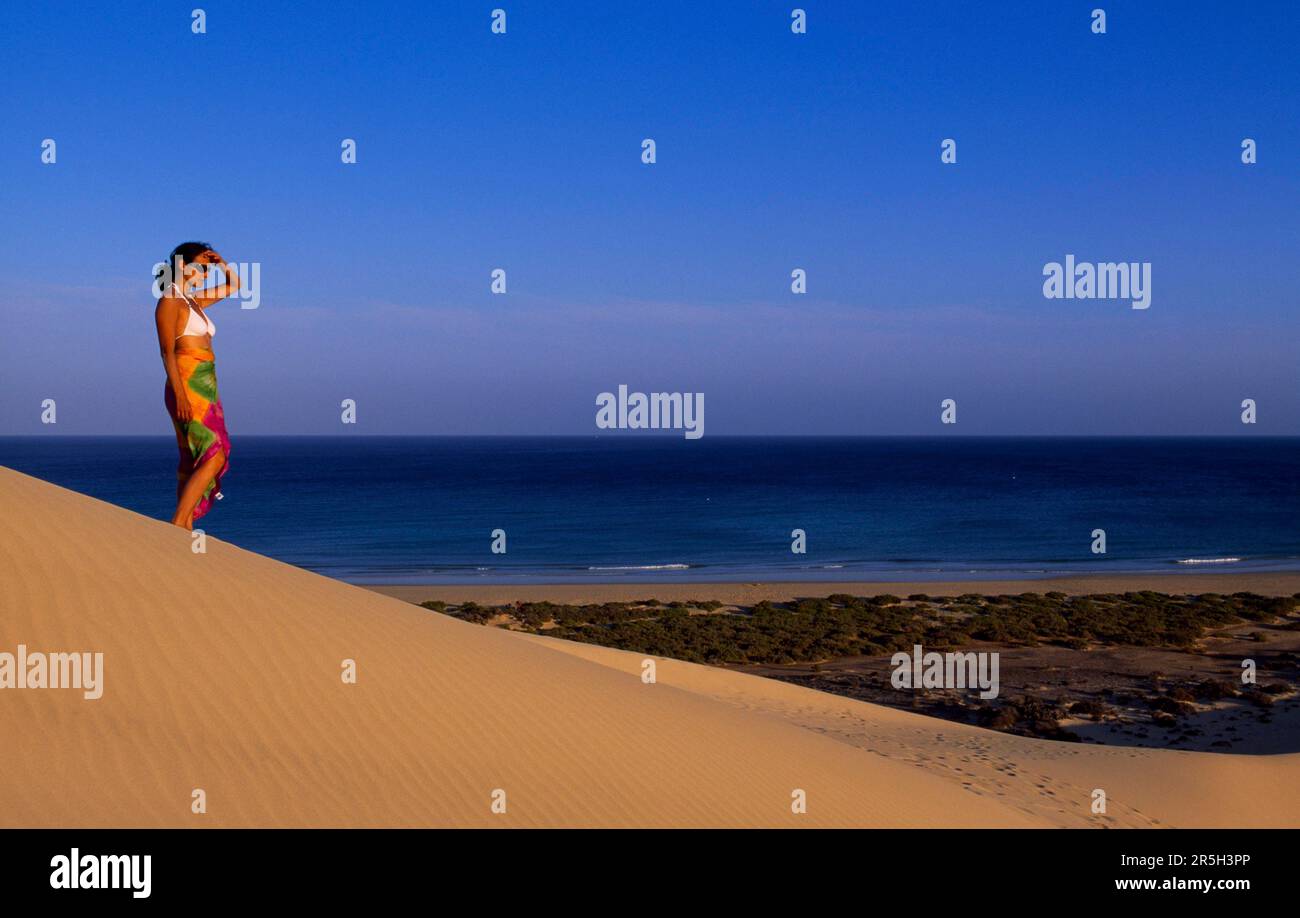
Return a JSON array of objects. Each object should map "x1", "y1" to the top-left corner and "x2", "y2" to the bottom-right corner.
[{"x1": 170, "y1": 452, "x2": 224, "y2": 528}]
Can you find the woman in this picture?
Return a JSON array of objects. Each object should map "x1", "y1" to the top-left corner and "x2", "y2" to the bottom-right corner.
[{"x1": 153, "y1": 242, "x2": 240, "y2": 529}]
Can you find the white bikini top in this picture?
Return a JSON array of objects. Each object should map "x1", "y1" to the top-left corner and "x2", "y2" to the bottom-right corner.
[{"x1": 167, "y1": 283, "x2": 215, "y2": 340}]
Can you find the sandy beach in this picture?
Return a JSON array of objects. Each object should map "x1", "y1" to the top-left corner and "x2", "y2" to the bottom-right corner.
[
  {"x1": 368, "y1": 573, "x2": 1300, "y2": 607},
  {"x1": 3, "y1": 465, "x2": 1298, "y2": 828}
]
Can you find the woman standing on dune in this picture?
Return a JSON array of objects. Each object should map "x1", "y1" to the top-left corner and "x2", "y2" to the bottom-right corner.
[{"x1": 153, "y1": 242, "x2": 239, "y2": 530}]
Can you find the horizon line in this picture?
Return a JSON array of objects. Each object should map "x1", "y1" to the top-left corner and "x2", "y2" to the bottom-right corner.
[{"x1": 3, "y1": 433, "x2": 1298, "y2": 441}]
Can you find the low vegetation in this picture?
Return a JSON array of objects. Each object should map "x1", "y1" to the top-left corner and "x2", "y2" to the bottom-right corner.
[
  {"x1": 421, "y1": 591, "x2": 1298, "y2": 666},
  {"x1": 418, "y1": 591, "x2": 1299, "y2": 744}
]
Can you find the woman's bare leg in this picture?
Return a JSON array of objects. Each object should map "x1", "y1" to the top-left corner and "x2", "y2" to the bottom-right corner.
[
  {"x1": 171, "y1": 452, "x2": 226, "y2": 529},
  {"x1": 172, "y1": 425, "x2": 192, "y2": 506}
]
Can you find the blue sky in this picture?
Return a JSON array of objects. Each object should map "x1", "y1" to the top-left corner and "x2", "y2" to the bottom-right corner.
[{"x1": 1, "y1": 0, "x2": 1297, "y2": 435}]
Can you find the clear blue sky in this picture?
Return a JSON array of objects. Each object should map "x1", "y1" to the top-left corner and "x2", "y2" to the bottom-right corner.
[{"x1": 1, "y1": 1, "x2": 1297, "y2": 435}]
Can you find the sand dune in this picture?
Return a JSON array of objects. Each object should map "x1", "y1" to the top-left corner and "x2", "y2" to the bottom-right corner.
[{"x1": 1, "y1": 467, "x2": 1296, "y2": 828}]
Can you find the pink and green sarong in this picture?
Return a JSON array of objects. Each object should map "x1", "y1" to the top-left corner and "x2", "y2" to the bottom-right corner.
[{"x1": 165, "y1": 346, "x2": 231, "y2": 521}]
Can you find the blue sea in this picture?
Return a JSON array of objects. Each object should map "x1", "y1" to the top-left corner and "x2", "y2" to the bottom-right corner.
[{"x1": 1, "y1": 436, "x2": 1297, "y2": 584}]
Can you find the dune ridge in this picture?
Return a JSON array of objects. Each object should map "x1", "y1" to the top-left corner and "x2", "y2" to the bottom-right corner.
[{"x1": 1, "y1": 467, "x2": 1296, "y2": 827}]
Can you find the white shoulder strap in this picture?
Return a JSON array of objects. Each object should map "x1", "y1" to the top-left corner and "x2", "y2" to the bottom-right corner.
[{"x1": 167, "y1": 282, "x2": 199, "y2": 308}]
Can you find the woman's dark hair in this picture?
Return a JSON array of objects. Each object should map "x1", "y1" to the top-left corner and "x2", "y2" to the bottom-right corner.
[{"x1": 155, "y1": 241, "x2": 212, "y2": 296}]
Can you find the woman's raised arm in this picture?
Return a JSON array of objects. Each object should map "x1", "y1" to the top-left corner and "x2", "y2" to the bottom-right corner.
[{"x1": 190, "y1": 249, "x2": 240, "y2": 308}]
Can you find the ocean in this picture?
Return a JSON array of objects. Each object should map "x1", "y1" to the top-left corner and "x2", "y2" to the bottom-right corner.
[{"x1": 1, "y1": 436, "x2": 1297, "y2": 584}]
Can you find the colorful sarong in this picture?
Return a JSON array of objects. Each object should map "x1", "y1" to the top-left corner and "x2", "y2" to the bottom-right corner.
[{"x1": 165, "y1": 347, "x2": 231, "y2": 521}]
